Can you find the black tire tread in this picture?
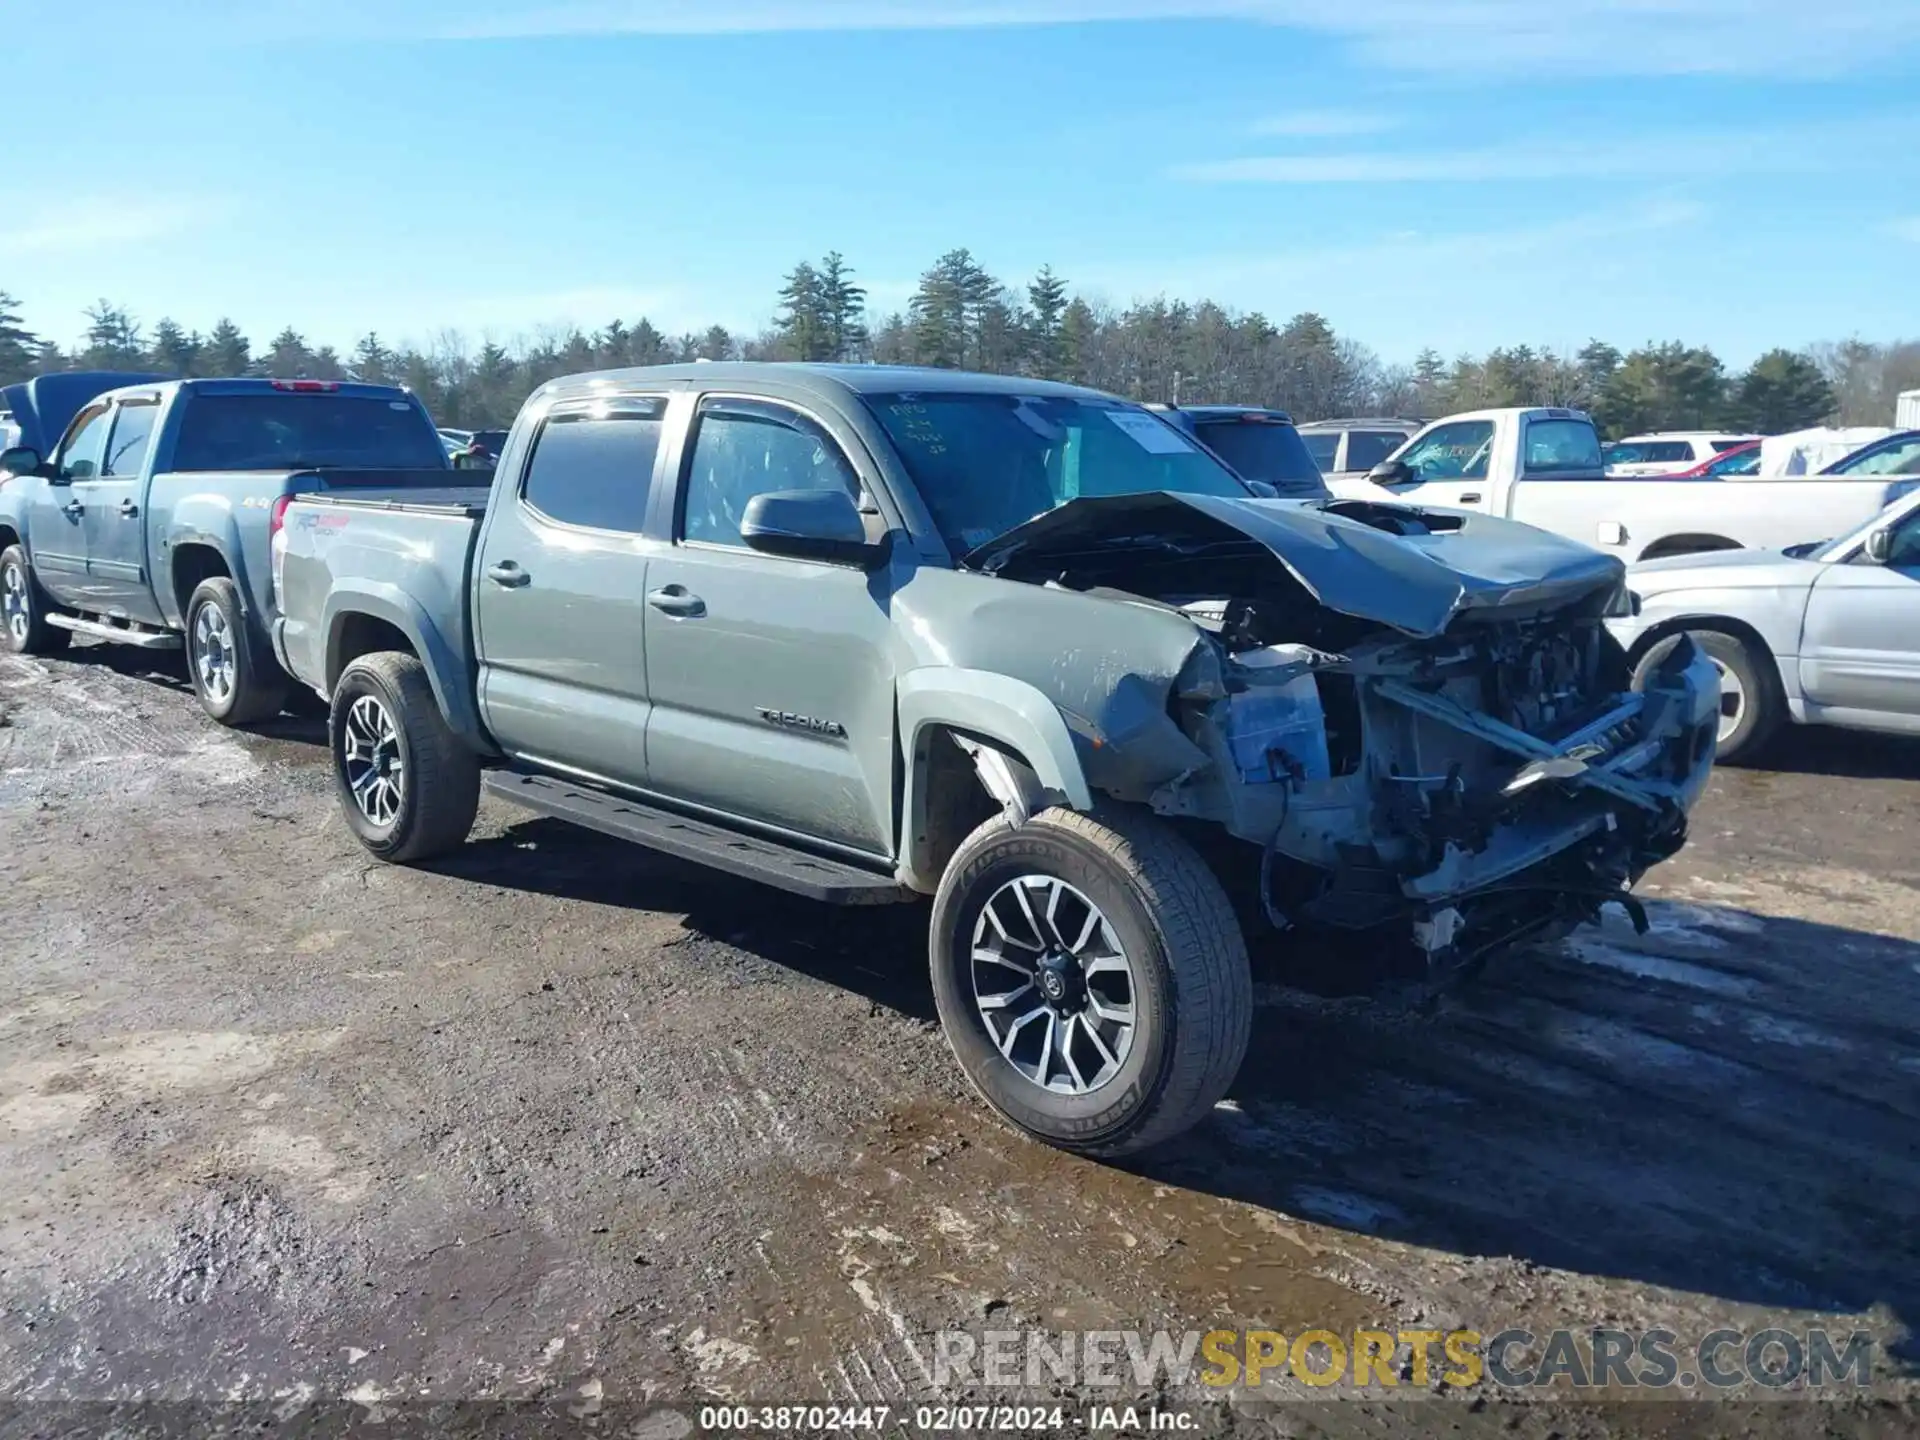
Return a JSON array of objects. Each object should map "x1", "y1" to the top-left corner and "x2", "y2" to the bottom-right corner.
[
  {"x1": 338, "y1": 651, "x2": 479, "y2": 863},
  {"x1": 187, "y1": 576, "x2": 288, "y2": 726},
  {"x1": 942, "y1": 805, "x2": 1251, "y2": 1157}
]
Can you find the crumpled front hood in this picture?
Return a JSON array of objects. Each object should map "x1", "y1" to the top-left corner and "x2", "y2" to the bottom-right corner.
[{"x1": 963, "y1": 492, "x2": 1626, "y2": 639}]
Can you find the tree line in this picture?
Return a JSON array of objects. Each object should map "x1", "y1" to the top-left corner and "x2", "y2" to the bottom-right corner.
[{"x1": 4, "y1": 250, "x2": 1915, "y2": 440}]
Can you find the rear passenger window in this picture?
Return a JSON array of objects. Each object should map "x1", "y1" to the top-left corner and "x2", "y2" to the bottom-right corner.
[
  {"x1": 680, "y1": 399, "x2": 859, "y2": 549},
  {"x1": 521, "y1": 398, "x2": 665, "y2": 532},
  {"x1": 103, "y1": 401, "x2": 159, "y2": 477}
]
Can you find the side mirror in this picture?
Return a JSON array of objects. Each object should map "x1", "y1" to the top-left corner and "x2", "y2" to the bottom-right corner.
[
  {"x1": 1244, "y1": 480, "x2": 1279, "y2": 499},
  {"x1": 0, "y1": 445, "x2": 46, "y2": 479},
  {"x1": 1368, "y1": 458, "x2": 1414, "y2": 486},
  {"x1": 741, "y1": 488, "x2": 885, "y2": 568},
  {"x1": 1863, "y1": 527, "x2": 1893, "y2": 564}
]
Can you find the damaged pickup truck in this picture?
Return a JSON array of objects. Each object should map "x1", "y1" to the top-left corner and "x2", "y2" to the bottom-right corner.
[{"x1": 270, "y1": 365, "x2": 1721, "y2": 1156}]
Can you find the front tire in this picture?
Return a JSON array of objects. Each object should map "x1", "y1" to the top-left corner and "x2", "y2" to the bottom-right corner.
[
  {"x1": 1, "y1": 545, "x2": 71, "y2": 656},
  {"x1": 185, "y1": 577, "x2": 287, "y2": 725},
  {"x1": 329, "y1": 651, "x2": 479, "y2": 863},
  {"x1": 929, "y1": 807, "x2": 1251, "y2": 1157},
  {"x1": 1634, "y1": 628, "x2": 1781, "y2": 765}
]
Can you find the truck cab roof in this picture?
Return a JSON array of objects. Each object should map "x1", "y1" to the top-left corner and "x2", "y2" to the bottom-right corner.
[{"x1": 532, "y1": 362, "x2": 1109, "y2": 408}]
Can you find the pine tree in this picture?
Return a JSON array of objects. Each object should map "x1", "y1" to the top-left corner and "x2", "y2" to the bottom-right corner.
[
  {"x1": 148, "y1": 318, "x2": 200, "y2": 377},
  {"x1": 265, "y1": 327, "x2": 315, "y2": 377},
  {"x1": 0, "y1": 292, "x2": 40, "y2": 384},
  {"x1": 629, "y1": 319, "x2": 669, "y2": 367},
  {"x1": 1733, "y1": 350, "x2": 1836, "y2": 433},
  {"x1": 1027, "y1": 267, "x2": 1069, "y2": 379},
  {"x1": 818, "y1": 252, "x2": 868, "y2": 362},
  {"x1": 205, "y1": 320, "x2": 251, "y2": 377},
  {"x1": 80, "y1": 301, "x2": 144, "y2": 369},
  {"x1": 353, "y1": 333, "x2": 394, "y2": 384},
  {"x1": 775, "y1": 261, "x2": 827, "y2": 361}
]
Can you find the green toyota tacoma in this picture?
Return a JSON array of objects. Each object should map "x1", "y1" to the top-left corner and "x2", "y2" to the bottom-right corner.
[{"x1": 271, "y1": 364, "x2": 1721, "y2": 1156}]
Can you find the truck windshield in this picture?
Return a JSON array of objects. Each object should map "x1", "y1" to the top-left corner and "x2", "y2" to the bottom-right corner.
[
  {"x1": 1189, "y1": 418, "x2": 1327, "y2": 496},
  {"x1": 173, "y1": 395, "x2": 447, "y2": 471},
  {"x1": 863, "y1": 392, "x2": 1248, "y2": 555}
]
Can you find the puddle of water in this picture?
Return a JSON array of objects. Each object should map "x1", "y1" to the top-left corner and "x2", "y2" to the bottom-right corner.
[
  {"x1": 1286, "y1": 1186, "x2": 1406, "y2": 1235},
  {"x1": 702, "y1": 1105, "x2": 1383, "y2": 1400},
  {"x1": 1741, "y1": 1014, "x2": 1851, "y2": 1052},
  {"x1": 1563, "y1": 941, "x2": 1756, "y2": 998}
]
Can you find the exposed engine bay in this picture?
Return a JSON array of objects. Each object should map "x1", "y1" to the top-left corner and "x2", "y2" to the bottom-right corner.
[{"x1": 969, "y1": 492, "x2": 1722, "y2": 971}]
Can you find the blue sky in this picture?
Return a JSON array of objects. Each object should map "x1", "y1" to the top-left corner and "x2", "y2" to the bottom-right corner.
[{"x1": 4, "y1": 0, "x2": 1918, "y2": 366}]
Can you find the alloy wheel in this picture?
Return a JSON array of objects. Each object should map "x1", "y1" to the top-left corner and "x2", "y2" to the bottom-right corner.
[
  {"x1": 341, "y1": 694, "x2": 405, "y2": 827},
  {"x1": 969, "y1": 874, "x2": 1136, "y2": 1095},
  {"x1": 192, "y1": 602, "x2": 235, "y2": 705},
  {"x1": 2, "y1": 562, "x2": 27, "y2": 645}
]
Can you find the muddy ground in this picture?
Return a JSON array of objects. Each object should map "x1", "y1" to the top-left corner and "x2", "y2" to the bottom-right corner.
[{"x1": 1, "y1": 642, "x2": 1917, "y2": 1436}]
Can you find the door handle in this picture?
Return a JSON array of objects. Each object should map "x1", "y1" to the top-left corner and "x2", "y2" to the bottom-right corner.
[
  {"x1": 61, "y1": 501, "x2": 83, "y2": 520},
  {"x1": 646, "y1": 585, "x2": 705, "y2": 618},
  {"x1": 1459, "y1": 493, "x2": 1482, "y2": 505},
  {"x1": 119, "y1": 499, "x2": 139, "y2": 518},
  {"x1": 486, "y1": 561, "x2": 530, "y2": 588}
]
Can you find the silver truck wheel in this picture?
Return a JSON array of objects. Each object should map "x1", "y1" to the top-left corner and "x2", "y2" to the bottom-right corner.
[
  {"x1": 0, "y1": 545, "x2": 70, "y2": 656},
  {"x1": 329, "y1": 651, "x2": 479, "y2": 863},
  {"x1": 341, "y1": 694, "x2": 405, "y2": 827},
  {"x1": 930, "y1": 807, "x2": 1251, "y2": 1157},
  {"x1": 970, "y1": 874, "x2": 1138, "y2": 1096},
  {"x1": 184, "y1": 577, "x2": 287, "y2": 726}
]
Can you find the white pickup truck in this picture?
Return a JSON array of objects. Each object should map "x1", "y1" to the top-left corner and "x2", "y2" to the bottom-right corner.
[{"x1": 1328, "y1": 407, "x2": 1919, "y2": 561}]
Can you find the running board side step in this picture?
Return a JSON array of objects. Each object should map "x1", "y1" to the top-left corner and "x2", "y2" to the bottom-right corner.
[
  {"x1": 45, "y1": 613, "x2": 182, "y2": 649},
  {"x1": 483, "y1": 771, "x2": 912, "y2": 906}
]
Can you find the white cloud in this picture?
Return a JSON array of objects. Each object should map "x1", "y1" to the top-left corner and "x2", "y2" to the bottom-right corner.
[
  {"x1": 1176, "y1": 115, "x2": 1919, "y2": 184},
  {"x1": 0, "y1": 198, "x2": 210, "y2": 258},
  {"x1": 1888, "y1": 217, "x2": 1920, "y2": 243},
  {"x1": 1251, "y1": 109, "x2": 1394, "y2": 138},
  {"x1": 79, "y1": 0, "x2": 1920, "y2": 77},
  {"x1": 1067, "y1": 195, "x2": 1709, "y2": 302}
]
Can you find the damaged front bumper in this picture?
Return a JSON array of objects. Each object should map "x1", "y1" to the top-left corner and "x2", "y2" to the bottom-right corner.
[{"x1": 1155, "y1": 629, "x2": 1721, "y2": 960}]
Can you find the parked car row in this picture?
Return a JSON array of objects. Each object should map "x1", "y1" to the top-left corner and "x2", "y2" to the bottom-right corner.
[
  {"x1": 1, "y1": 362, "x2": 1723, "y2": 1157},
  {"x1": 1324, "y1": 406, "x2": 1919, "y2": 563}
]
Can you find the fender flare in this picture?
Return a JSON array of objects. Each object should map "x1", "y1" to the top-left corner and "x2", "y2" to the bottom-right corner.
[
  {"x1": 321, "y1": 582, "x2": 484, "y2": 746},
  {"x1": 895, "y1": 667, "x2": 1093, "y2": 892},
  {"x1": 162, "y1": 499, "x2": 251, "y2": 629}
]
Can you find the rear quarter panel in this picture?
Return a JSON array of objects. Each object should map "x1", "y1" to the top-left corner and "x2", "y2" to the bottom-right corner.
[{"x1": 277, "y1": 499, "x2": 486, "y2": 745}]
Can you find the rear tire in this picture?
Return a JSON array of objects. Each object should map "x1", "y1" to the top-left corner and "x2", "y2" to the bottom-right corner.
[
  {"x1": 1, "y1": 545, "x2": 71, "y2": 656},
  {"x1": 1634, "y1": 628, "x2": 1781, "y2": 765},
  {"x1": 185, "y1": 577, "x2": 287, "y2": 726},
  {"x1": 929, "y1": 806, "x2": 1251, "y2": 1157},
  {"x1": 329, "y1": 651, "x2": 479, "y2": 863}
]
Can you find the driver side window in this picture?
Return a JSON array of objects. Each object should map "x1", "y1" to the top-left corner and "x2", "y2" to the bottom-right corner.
[
  {"x1": 680, "y1": 399, "x2": 859, "y2": 550},
  {"x1": 57, "y1": 405, "x2": 113, "y2": 481},
  {"x1": 1396, "y1": 420, "x2": 1494, "y2": 481}
]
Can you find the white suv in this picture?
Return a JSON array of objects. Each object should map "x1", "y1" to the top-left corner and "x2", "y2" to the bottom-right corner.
[{"x1": 1603, "y1": 432, "x2": 1758, "y2": 477}]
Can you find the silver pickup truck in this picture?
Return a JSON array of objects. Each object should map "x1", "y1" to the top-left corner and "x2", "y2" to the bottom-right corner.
[
  {"x1": 273, "y1": 363, "x2": 1720, "y2": 1156},
  {"x1": 0, "y1": 377, "x2": 454, "y2": 723}
]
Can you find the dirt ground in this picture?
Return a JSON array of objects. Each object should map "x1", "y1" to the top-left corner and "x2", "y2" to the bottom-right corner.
[{"x1": 1, "y1": 642, "x2": 1917, "y2": 1436}]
